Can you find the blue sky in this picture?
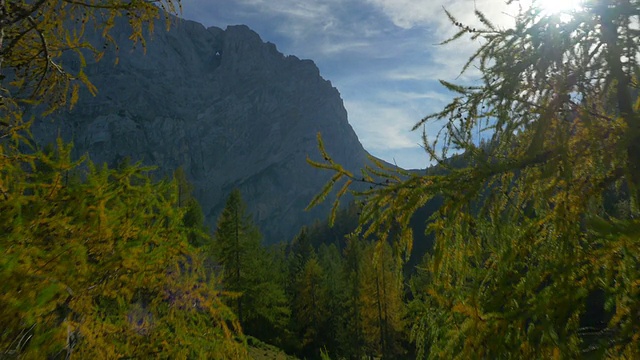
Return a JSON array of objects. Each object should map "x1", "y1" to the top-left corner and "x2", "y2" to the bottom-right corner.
[{"x1": 180, "y1": 0, "x2": 526, "y2": 169}]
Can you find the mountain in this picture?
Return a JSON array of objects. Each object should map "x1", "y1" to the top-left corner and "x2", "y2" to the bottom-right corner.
[{"x1": 31, "y1": 17, "x2": 370, "y2": 243}]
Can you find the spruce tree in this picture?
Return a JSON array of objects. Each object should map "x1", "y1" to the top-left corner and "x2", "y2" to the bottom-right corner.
[
  {"x1": 213, "y1": 189, "x2": 261, "y2": 325},
  {"x1": 294, "y1": 256, "x2": 329, "y2": 357},
  {"x1": 212, "y1": 189, "x2": 290, "y2": 343},
  {"x1": 317, "y1": 243, "x2": 346, "y2": 356},
  {"x1": 341, "y1": 234, "x2": 367, "y2": 358},
  {"x1": 361, "y1": 240, "x2": 405, "y2": 358},
  {"x1": 173, "y1": 167, "x2": 208, "y2": 247}
]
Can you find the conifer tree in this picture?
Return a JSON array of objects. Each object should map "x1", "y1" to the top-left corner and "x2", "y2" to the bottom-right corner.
[
  {"x1": 241, "y1": 245, "x2": 291, "y2": 344},
  {"x1": 212, "y1": 189, "x2": 290, "y2": 342},
  {"x1": 282, "y1": 228, "x2": 318, "y2": 355},
  {"x1": 288, "y1": 227, "x2": 316, "y2": 276},
  {"x1": 317, "y1": 243, "x2": 346, "y2": 355},
  {"x1": 294, "y1": 256, "x2": 329, "y2": 357},
  {"x1": 212, "y1": 189, "x2": 262, "y2": 324},
  {"x1": 361, "y1": 240, "x2": 405, "y2": 358},
  {"x1": 309, "y1": 0, "x2": 640, "y2": 358},
  {"x1": 174, "y1": 166, "x2": 208, "y2": 247},
  {"x1": 1, "y1": 0, "x2": 180, "y2": 133},
  {"x1": 0, "y1": 141, "x2": 246, "y2": 358},
  {"x1": 1, "y1": 1, "x2": 250, "y2": 358},
  {"x1": 340, "y1": 234, "x2": 367, "y2": 358}
]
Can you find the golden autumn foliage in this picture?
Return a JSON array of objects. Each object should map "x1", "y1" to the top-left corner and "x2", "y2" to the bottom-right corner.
[
  {"x1": 309, "y1": 0, "x2": 640, "y2": 358},
  {"x1": 0, "y1": 0, "x2": 180, "y2": 116},
  {"x1": 359, "y1": 240, "x2": 405, "y2": 358},
  {"x1": 0, "y1": 140, "x2": 247, "y2": 358},
  {"x1": 1, "y1": 0, "x2": 249, "y2": 358}
]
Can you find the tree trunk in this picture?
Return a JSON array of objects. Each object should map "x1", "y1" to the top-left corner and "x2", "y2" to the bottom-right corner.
[
  {"x1": 597, "y1": 1, "x2": 640, "y2": 201},
  {"x1": 381, "y1": 260, "x2": 390, "y2": 359},
  {"x1": 235, "y1": 206, "x2": 242, "y2": 324},
  {"x1": 376, "y1": 272, "x2": 385, "y2": 358}
]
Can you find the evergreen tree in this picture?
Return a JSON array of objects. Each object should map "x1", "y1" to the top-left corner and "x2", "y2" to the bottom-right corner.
[
  {"x1": 212, "y1": 189, "x2": 290, "y2": 343},
  {"x1": 241, "y1": 245, "x2": 291, "y2": 345},
  {"x1": 212, "y1": 189, "x2": 262, "y2": 324},
  {"x1": 340, "y1": 234, "x2": 367, "y2": 358},
  {"x1": 173, "y1": 167, "x2": 208, "y2": 247},
  {"x1": 317, "y1": 243, "x2": 346, "y2": 356},
  {"x1": 309, "y1": 0, "x2": 640, "y2": 358},
  {"x1": 282, "y1": 228, "x2": 318, "y2": 355},
  {"x1": 288, "y1": 227, "x2": 316, "y2": 276},
  {"x1": 294, "y1": 256, "x2": 329, "y2": 358}
]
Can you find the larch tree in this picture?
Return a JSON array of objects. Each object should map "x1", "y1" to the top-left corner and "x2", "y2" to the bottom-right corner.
[
  {"x1": 308, "y1": 0, "x2": 640, "y2": 358},
  {"x1": 1, "y1": 0, "x2": 249, "y2": 358},
  {"x1": 1, "y1": 0, "x2": 180, "y2": 129},
  {"x1": 360, "y1": 240, "x2": 405, "y2": 359},
  {"x1": 0, "y1": 141, "x2": 247, "y2": 358}
]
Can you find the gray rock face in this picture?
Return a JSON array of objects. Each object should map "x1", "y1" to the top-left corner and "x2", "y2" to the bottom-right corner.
[{"x1": 32, "y1": 18, "x2": 369, "y2": 243}]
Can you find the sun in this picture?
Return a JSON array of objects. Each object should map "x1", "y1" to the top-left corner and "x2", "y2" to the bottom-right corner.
[{"x1": 535, "y1": 0, "x2": 584, "y2": 17}]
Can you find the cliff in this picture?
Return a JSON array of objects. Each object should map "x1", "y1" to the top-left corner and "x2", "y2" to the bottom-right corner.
[{"x1": 31, "y1": 17, "x2": 369, "y2": 243}]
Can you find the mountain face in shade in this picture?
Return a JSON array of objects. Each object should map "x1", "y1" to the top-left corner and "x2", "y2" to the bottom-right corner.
[{"x1": 31, "y1": 18, "x2": 369, "y2": 243}]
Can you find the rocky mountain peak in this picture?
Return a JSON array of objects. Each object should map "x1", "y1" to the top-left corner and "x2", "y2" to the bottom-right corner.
[{"x1": 32, "y1": 16, "x2": 369, "y2": 243}]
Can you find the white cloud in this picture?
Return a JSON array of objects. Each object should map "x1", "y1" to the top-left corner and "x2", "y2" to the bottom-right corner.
[
  {"x1": 345, "y1": 90, "x2": 446, "y2": 144},
  {"x1": 179, "y1": 0, "x2": 521, "y2": 169},
  {"x1": 384, "y1": 43, "x2": 484, "y2": 83},
  {"x1": 365, "y1": 0, "x2": 521, "y2": 31},
  {"x1": 345, "y1": 99, "x2": 420, "y2": 150},
  {"x1": 317, "y1": 41, "x2": 373, "y2": 55},
  {"x1": 384, "y1": 90, "x2": 451, "y2": 103},
  {"x1": 370, "y1": 146, "x2": 433, "y2": 170}
]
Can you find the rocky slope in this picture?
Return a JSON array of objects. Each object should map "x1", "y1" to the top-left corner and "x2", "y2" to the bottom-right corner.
[{"x1": 31, "y1": 17, "x2": 369, "y2": 243}]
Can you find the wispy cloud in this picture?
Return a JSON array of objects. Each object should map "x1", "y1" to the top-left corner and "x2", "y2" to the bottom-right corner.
[
  {"x1": 179, "y1": 0, "x2": 520, "y2": 169},
  {"x1": 344, "y1": 89, "x2": 447, "y2": 149},
  {"x1": 384, "y1": 45, "x2": 484, "y2": 83},
  {"x1": 345, "y1": 100, "x2": 419, "y2": 150},
  {"x1": 365, "y1": 0, "x2": 521, "y2": 31}
]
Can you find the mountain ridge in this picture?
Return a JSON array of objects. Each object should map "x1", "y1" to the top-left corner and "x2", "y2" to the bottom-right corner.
[{"x1": 31, "y1": 16, "x2": 372, "y2": 243}]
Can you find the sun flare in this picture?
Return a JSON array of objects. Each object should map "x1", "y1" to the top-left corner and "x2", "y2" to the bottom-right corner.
[{"x1": 535, "y1": 0, "x2": 584, "y2": 15}]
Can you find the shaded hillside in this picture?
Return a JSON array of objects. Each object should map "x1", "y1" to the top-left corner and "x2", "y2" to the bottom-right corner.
[{"x1": 31, "y1": 16, "x2": 370, "y2": 243}]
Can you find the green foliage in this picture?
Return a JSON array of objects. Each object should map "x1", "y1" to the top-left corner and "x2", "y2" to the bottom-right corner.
[
  {"x1": 308, "y1": 0, "x2": 640, "y2": 358},
  {"x1": 173, "y1": 167, "x2": 208, "y2": 247},
  {"x1": 284, "y1": 230, "x2": 408, "y2": 360},
  {"x1": 294, "y1": 256, "x2": 329, "y2": 355},
  {"x1": 316, "y1": 244, "x2": 346, "y2": 353},
  {"x1": 212, "y1": 189, "x2": 262, "y2": 323},
  {"x1": 212, "y1": 189, "x2": 290, "y2": 344},
  {"x1": 308, "y1": 133, "x2": 417, "y2": 261},
  {"x1": 340, "y1": 234, "x2": 367, "y2": 358}
]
